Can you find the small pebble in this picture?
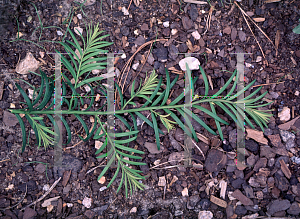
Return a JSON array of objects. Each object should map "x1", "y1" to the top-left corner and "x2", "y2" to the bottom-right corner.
[{"x1": 163, "y1": 21, "x2": 169, "y2": 28}]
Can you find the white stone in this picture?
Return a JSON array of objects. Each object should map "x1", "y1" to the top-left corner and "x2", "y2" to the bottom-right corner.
[
  {"x1": 67, "y1": 203, "x2": 73, "y2": 207},
  {"x1": 100, "y1": 186, "x2": 107, "y2": 191},
  {"x1": 77, "y1": 14, "x2": 82, "y2": 20},
  {"x1": 192, "y1": 31, "x2": 201, "y2": 40},
  {"x1": 179, "y1": 57, "x2": 200, "y2": 71},
  {"x1": 163, "y1": 21, "x2": 169, "y2": 28},
  {"x1": 256, "y1": 56, "x2": 262, "y2": 62},
  {"x1": 198, "y1": 211, "x2": 213, "y2": 219},
  {"x1": 74, "y1": 26, "x2": 83, "y2": 36},
  {"x1": 295, "y1": 90, "x2": 299, "y2": 96},
  {"x1": 43, "y1": 184, "x2": 50, "y2": 191},
  {"x1": 82, "y1": 197, "x2": 92, "y2": 208},
  {"x1": 84, "y1": 84, "x2": 91, "y2": 92},
  {"x1": 122, "y1": 7, "x2": 129, "y2": 15},
  {"x1": 98, "y1": 176, "x2": 106, "y2": 184},
  {"x1": 182, "y1": 187, "x2": 189, "y2": 196},
  {"x1": 95, "y1": 141, "x2": 103, "y2": 150},
  {"x1": 171, "y1": 29, "x2": 178, "y2": 35},
  {"x1": 132, "y1": 62, "x2": 139, "y2": 70},
  {"x1": 130, "y1": 207, "x2": 137, "y2": 213},
  {"x1": 278, "y1": 107, "x2": 290, "y2": 122},
  {"x1": 57, "y1": 30, "x2": 63, "y2": 36}
]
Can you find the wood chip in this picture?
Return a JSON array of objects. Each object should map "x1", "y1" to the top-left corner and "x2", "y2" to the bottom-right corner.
[
  {"x1": 210, "y1": 195, "x2": 227, "y2": 208},
  {"x1": 264, "y1": 0, "x2": 281, "y2": 3},
  {"x1": 253, "y1": 18, "x2": 265, "y2": 22},
  {"x1": 62, "y1": 170, "x2": 72, "y2": 187},
  {"x1": 279, "y1": 160, "x2": 291, "y2": 179},
  {"x1": 183, "y1": 0, "x2": 207, "y2": 4},
  {"x1": 246, "y1": 129, "x2": 268, "y2": 145},
  {"x1": 0, "y1": 81, "x2": 4, "y2": 100},
  {"x1": 275, "y1": 30, "x2": 280, "y2": 56},
  {"x1": 219, "y1": 180, "x2": 227, "y2": 200}
]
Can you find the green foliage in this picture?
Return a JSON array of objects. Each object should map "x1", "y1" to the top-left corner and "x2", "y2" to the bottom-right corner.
[
  {"x1": 9, "y1": 23, "x2": 274, "y2": 197},
  {"x1": 293, "y1": 19, "x2": 300, "y2": 34}
]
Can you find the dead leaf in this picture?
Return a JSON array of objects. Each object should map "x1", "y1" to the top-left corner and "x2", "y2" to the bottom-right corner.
[
  {"x1": 278, "y1": 116, "x2": 300, "y2": 130},
  {"x1": 253, "y1": 18, "x2": 265, "y2": 22},
  {"x1": 186, "y1": 40, "x2": 194, "y2": 52},
  {"x1": 246, "y1": 129, "x2": 268, "y2": 145},
  {"x1": 15, "y1": 52, "x2": 40, "y2": 74}
]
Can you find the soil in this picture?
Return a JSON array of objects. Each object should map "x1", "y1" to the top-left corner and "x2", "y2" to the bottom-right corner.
[{"x1": 1, "y1": 0, "x2": 300, "y2": 218}]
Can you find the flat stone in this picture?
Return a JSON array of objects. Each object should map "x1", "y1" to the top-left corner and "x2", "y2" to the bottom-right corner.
[
  {"x1": 231, "y1": 28, "x2": 237, "y2": 40},
  {"x1": 153, "y1": 47, "x2": 168, "y2": 62},
  {"x1": 253, "y1": 158, "x2": 267, "y2": 172},
  {"x1": 3, "y1": 111, "x2": 19, "y2": 126},
  {"x1": 144, "y1": 142, "x2": 164, "y2": 154},
  {"x1": 223, "y1": 26, "x2": 231, "y2": 35},
  {"x1": 35, "y1": 163, "x2": 46, "y2": 173},
  {"x1": 272, "y1": 186, "x2": 280, "y2": 198},
  {"x1": 280, "y1": 130, "x2": 295, "y2": 142},
  {"x1": 134, "y1": 36, "x2": 145, "y2": 46},
  {"x1": 260, "y1": 146, "x2": 275, "y2": 159},
  {"x1": 182, "y1": 16, "x2": 193, "y2": 30},
  {"x1": 232, "y1": 189, "x2": 254, "y2": 206},
  {"x1": 198, "y1": 210, "x2": 213, "y2": 219},
  {"x1": 238, "y1": 31, "x2": 246, "y2": 42},
  {"x1": 168, "y1": 44, "x2": 178, "y2": 60},
  {"x1": 286, "y1": 138, "x2": 296, "y2": 150},
  {"x1": 23, "y1": 207, "x2": 37, "y2": 219},
  {"x1": 205, "y1": 149, "x2": 227, "y2": 173},
  {"x1": 232, "y1": 178, "x2": 245, "y2": 189},
  {"x1": 245, "y1": 140, "x2": 259, "y2": 152},
  {"x1": 287, "y1": 202, "x2": 300, "y2": 215},
  {"x1": 84, "y1": 210, "x2": 96, "y2": 219},
  {"x1": 168, "y1": 151, "x2": 184, "y2": 165},
  {"x1": 92, "y1": 205, "x2": 108, "y2": 215},
  {"x1": 243, "y1": 184, "x2": 254, "y2": 198},
  {"x1": 189, "y1": 4, "x2": 198, "y2": 21},
  {"x1": 274, "y1": 173, "x2": 289, "y2": 191},
  {"x1": 140, "y1": 23, "x2": 149, "y2": 31},
  {"x1": 53, "y1": 154, "x2": 83, "y2": 178},
  {"x1": 278, "y1": 107, "x2": 290, "y2": 122},
  {"x1": 267, "y1": 199, "x2": 291, "y2": 216},
  {"x1": 235, "y1": 205, "x2": 248, "y2": 216}
]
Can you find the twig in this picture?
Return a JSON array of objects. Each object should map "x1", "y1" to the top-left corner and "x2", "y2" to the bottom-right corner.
[
  {"x1": 234, "y1": 1, "x2": 277, "y2": 54},
  {"x1": 252, "y1": 81, "x2": 284, "y2": 88},
  {"x1": 183, "y1": 0, "x2": 207, "y2": 4},
  {"x1": 0, "y1": 185, "x2": 27, "y2": 211},
  {"x1": 241, "y1": 12, "x2": 266, "y2": 59},
  {"x1": 86, "y1": 159, "x2": 107, "y2": 175},
  {"x1": 0, "y1": 159, "x2": 10, "y2": 163},
  {"x1": 127, "y1": 0, "x2": 133, "y2": 11},
  {"x1": 21, "y1": 177, "x2": 61, "y2": 211}
]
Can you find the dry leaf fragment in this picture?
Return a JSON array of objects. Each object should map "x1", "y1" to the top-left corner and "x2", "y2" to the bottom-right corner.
[
  {"x1": 279, "y1": 160, "x2": 291, "y2": 179},
  {"x1": 16, "y1": 52, "x2": 40, "y2": 74},
  {"x1": 278, "y1": 116, "x2": 300, "y2": 130},
  {"x1": 246, "y1": 129, "x2": 268, "y2": 145}
]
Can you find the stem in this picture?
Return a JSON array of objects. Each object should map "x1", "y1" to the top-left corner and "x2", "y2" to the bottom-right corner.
[{"x1": 10, "y1": 99, "x2": 236, "y2": 115}]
